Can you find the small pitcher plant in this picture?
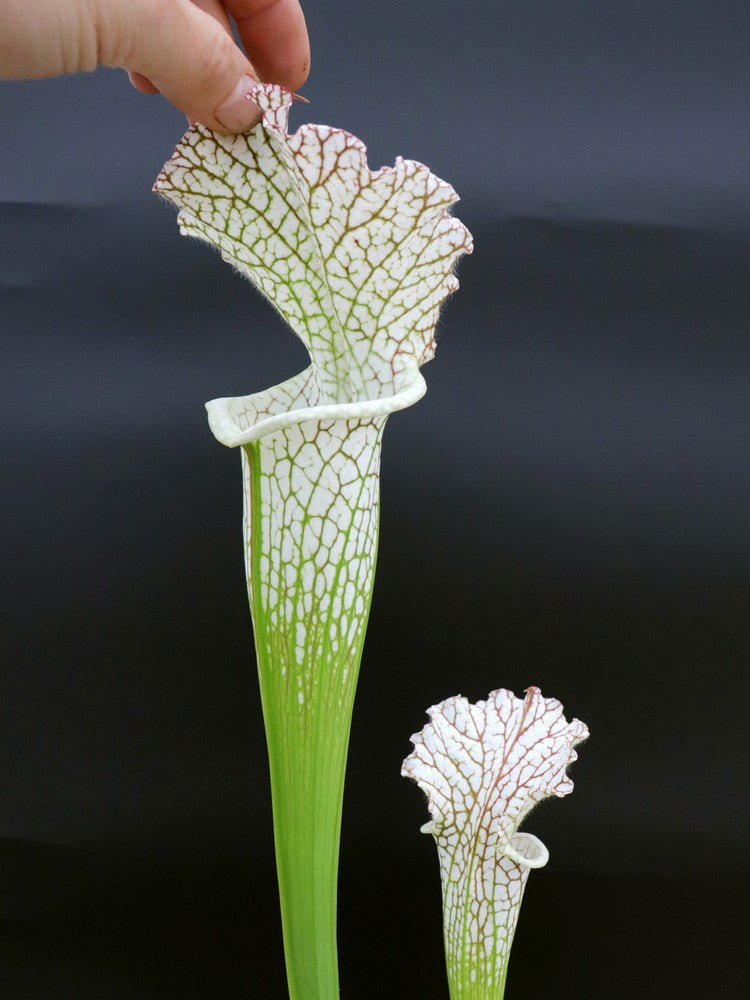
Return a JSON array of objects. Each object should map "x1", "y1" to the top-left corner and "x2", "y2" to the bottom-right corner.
[
  {"x1": 155, "y1": 84, "x2": 472, "y2": 998},
  {"x1": 402, "y1": 687, "x2": 589, "y2": 999}
]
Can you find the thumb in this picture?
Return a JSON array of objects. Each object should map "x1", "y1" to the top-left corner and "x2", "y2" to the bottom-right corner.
[{"x1": 101, "y1": 0, "x2": 262, "y2": 131}]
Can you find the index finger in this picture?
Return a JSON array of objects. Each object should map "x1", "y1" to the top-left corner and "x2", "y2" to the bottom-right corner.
[{"x1": 226, "y1": 0, "x2": 310, "y2": 92}]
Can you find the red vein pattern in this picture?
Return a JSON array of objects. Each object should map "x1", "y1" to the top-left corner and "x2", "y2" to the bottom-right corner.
[
  {"x1": 154, "y1": 84, "x2": 473, "y2": 1000},
  {"x1": 403, "y1": 688, "x2": 588, "y2": 998},
  {"x1": 154, "y1": 84, "x2": 472, "y2": 411}
]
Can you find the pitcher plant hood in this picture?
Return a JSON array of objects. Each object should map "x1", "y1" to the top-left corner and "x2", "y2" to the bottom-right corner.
[{"x1": 154, "y1": 83, "x2": 473, "y2": 445}]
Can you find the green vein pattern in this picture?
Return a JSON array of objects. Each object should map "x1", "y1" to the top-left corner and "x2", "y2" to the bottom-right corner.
[
  {"x1": 403, "y1": 688, "x2": 588, "y2": 999},
  {"x1": 155, "y1": 84, "x2": 472, "y2": 999}
]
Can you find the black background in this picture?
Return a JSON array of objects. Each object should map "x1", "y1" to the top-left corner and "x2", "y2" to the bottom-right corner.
[{"x1": 1, "y1": 3, "x2": 749, "y2": 996}]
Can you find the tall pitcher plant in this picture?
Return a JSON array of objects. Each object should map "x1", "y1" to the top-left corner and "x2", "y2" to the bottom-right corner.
[{"x1": 155, "y1": 84, "x2": 472, "y2": 999}]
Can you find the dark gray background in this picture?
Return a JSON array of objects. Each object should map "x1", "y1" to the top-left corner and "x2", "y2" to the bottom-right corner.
[{"x1": 1, "y1": 2, "x2": 748, "y2": 996}]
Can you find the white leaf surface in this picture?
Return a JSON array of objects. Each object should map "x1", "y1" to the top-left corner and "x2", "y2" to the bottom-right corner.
[
  {"x1": 155, "y1": 84, "x2": 472, "y2": 414},
  {"x1": 403, "y1": 687, "x2": 588, "y2": 997},
  {"x1": 154, "y1": 82, "x2": 473, "y2": 1000}
]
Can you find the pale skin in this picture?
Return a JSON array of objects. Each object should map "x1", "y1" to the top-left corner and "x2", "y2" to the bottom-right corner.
[{"x1": 1, "y1": 0, "x2": 310, "y2": 132}]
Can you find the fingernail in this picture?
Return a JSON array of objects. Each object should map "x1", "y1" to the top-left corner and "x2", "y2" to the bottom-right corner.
[{"x1": 215, "y1": 75, "x2": 261, "y2": 132}]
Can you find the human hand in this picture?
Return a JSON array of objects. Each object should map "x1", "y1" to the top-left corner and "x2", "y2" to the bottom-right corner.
[{"x1": 1, "y1": 0, "x2": 309, "y2": 132}]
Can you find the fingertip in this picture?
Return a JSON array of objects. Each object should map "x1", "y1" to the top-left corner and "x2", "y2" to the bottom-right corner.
[
  {"x1": 280, "y1": 48, "x2": 310, "y2": 93},
  {"x1": 214, "y1": 74, "x2": 262, "y2": 132},
  {"x1": 128, "y1": 70, "x2": 160, "y2": 94},
  {"x1": 232, "y1": 0, "x2": 310, "y2": 91},
  {"x1": 251, "y1": 42, "x2": 310, "y2": 94}
]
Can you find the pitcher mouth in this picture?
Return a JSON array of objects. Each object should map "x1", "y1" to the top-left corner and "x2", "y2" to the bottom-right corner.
[
  {"x1": 500, "y1": 832, "x2": 550, "y2": 870},
  {"x1": 205, "y1": 364, "x2": 427, "y2": 448}
]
